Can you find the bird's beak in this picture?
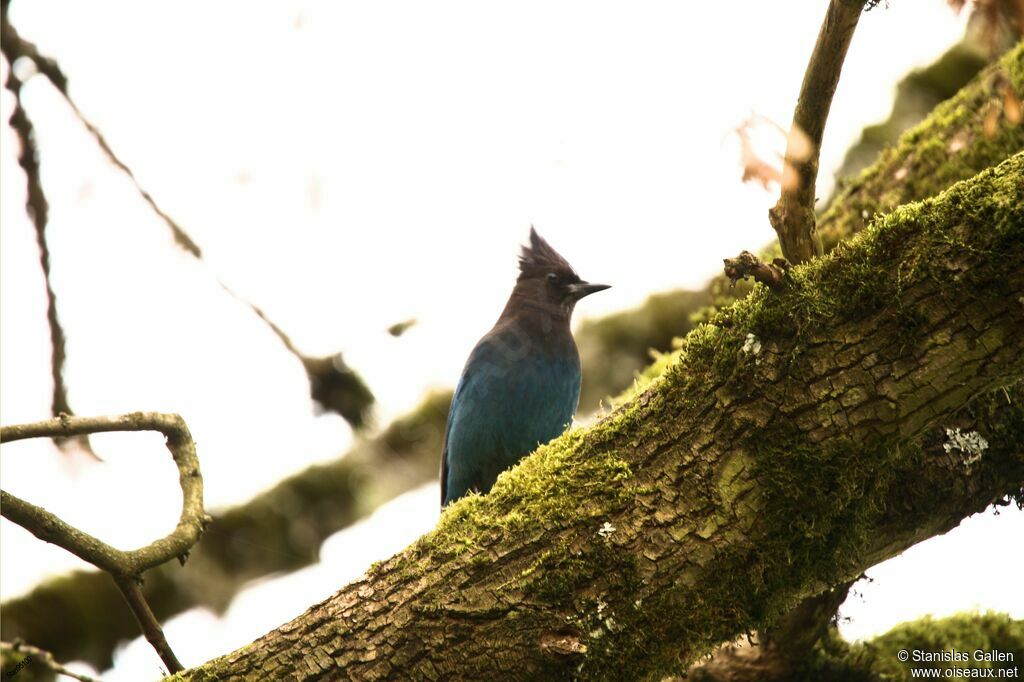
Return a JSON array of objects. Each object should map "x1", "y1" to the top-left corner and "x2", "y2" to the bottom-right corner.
[{"x1": 567, "y1": 281, "x2": 611, "y2": 300}]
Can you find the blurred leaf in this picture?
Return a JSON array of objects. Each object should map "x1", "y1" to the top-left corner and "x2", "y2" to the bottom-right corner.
[{"x1": 736, "y1": 115, "x2": 785, "y2": 189}]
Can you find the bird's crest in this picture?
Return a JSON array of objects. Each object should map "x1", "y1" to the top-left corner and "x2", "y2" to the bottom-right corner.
[{"x1": 518, "y1": 227, "x2": 577, "y2": 281}]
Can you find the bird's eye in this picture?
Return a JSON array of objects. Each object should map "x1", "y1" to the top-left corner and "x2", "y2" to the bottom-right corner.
[{"x1": 546, "y1": 272, "x2": 558, "y2": 283}]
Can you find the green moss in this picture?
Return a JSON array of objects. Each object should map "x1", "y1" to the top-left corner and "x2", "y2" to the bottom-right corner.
[
  {"x1": 833, "y1": 41, "x2": 990, "y2": 182},
  {"x1": 524, "y1": 547, "x2": 597, "y2": 605},
  {"x1": 717, "y1": 153, "x2": 1022, "y2": 355},
  {"x1": 819, "y1": 42, "x2": 1024, "y2": 250},
  {"x1": 168, "y1": 657, "x2": 245, "y2": 682},
  {"x1": 792, "y1": 612, "x2": 1024, "y2": 681},
  {"x1": 409, "y1": 425, "x2": 636, "y2": 573}
]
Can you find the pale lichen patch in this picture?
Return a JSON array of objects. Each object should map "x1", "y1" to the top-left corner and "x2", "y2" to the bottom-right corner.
[
  {"x1": 943, "y1": 427, "x2": 989, "y2": 468},
  {"x1": 742, "y1": 333, "x2": 762, "y2": 358}
]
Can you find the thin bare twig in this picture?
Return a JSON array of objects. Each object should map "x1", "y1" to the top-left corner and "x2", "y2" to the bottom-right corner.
[
  {"x1": 1, "y1": 27, "x2": 74, "y2": 437},
  {"x1": 0, "y1": 13, "x2": 199, "y2": 257},
  {"x1": 1, "y1": 639, "x2": 102, "y2": 682},
  {"x1": 115, "y1": 577, "x2": 181, "y2": 674},
  {"x1": 1, "y1": 412, "x2": 210, "y2": 673},
  {"x1": 769, "y1": 0, "x2": 865, "y2": 264}
]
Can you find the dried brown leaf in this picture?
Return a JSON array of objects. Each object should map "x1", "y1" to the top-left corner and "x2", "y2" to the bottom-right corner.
[
  {"x1": 1003, "y1": 87, "x2": 1022, "y2": 124},
  {"x1": 982, "y1": 99, "x2": 1001, "y2": 137},
  {"x1": 736, "y1": 118, "x2": 784, "y2": 189}
]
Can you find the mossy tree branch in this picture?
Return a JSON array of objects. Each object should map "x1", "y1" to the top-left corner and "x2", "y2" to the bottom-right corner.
[
  {"x1": 176, "y1": 155, "x2": 1023, "y2": 681},
  {"x1": 706, "y1": 40, "x2": 1024, "y2": 679},
  {"x1": 1, "y1": 413, "x2": 210, "y2": 673},
  {"x1": 710, "y1": 46, "x2": 1021, "y2": 673}
]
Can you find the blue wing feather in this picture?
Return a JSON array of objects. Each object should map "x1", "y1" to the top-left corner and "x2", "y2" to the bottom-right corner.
[{"x1": 442, "y1": 326, "x2": 580, "y2": 506}]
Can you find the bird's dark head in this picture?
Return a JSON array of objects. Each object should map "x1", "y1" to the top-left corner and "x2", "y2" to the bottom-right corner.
[{"x1": 510, "y1": 227, "x2": 610, "y2": 319}]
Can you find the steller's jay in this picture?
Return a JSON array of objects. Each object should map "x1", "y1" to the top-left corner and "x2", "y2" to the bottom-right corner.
[{"x1": 441, "y1": 228, "x2": 609, "y2": 507}]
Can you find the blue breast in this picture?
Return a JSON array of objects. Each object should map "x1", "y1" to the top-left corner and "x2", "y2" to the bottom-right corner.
[{"x1": 442, "y1": 324, "x2": 581, "y2": 506}]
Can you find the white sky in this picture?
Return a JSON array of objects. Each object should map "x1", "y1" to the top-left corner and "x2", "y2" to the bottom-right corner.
[{"x1": 0, "y1": 1, "x2": 1019, "y2": 678}]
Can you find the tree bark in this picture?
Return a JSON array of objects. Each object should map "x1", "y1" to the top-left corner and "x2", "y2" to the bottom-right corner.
[
  {"x1": 686, "y1": 38, "x2": 1024, "y2": 681},
  {"x1": 685, "y1": 581, "x2": 854, "y2": 681},
  {"x1": 176, "y1": 152, "x2": 1024, "y2": 681}
]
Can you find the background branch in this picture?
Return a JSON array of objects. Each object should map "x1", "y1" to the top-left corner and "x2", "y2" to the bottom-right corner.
[
  {"x1": 0, "y1": 23, "x2": 75, "y2": 449},
  {"x1": 0, "y1": 10, "x2": 198, "y2": 258},
  {"x1": 0, "y1": 9, "x2": 375, "y2": 429},
  {"x1": 1, "y1": 640, "x2": 101, "y2": 682},
  {"x1": 1, "y1": 412, "x2": 210, "y2": 673}
]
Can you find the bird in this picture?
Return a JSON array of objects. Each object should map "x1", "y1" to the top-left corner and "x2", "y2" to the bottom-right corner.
[{"x1": 441, "y1": 227, "x2": 609, "y2": 508}]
